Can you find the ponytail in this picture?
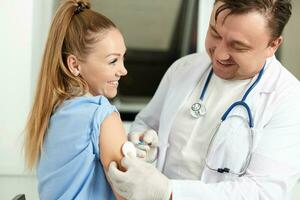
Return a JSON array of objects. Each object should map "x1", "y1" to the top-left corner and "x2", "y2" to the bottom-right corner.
[{"x1": 24, "y1": 0, "x2": 116, "y2": 169}]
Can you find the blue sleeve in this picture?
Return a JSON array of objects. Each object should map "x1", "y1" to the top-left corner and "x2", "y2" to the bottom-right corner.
[{"x1": 90, "y1": 96, "x2": 118, "y2": 158}]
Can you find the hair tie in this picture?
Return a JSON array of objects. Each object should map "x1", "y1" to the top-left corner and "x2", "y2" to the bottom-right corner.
[{"x1": 74, "y1": 3, "x2": 86, "y2": 14}]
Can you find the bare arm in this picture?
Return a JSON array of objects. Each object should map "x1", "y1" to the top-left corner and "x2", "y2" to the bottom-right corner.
[{"x1": 99, "y1": 112, "x2": 127, "y2": 200}]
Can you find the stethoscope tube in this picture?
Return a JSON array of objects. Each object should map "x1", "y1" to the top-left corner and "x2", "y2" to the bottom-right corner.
[
  {"x1": 200, "y1": 69, "x2": 214, "y2": 101},
  {"x1": 203, "y1": 62, "x2": 266, "y2": 176},
  {"x1": 221, "y1": 101, "x2": 253, "y2": 128},
  {"x1": 221, "y1": 64, "x2": 265, "y2": 128}
]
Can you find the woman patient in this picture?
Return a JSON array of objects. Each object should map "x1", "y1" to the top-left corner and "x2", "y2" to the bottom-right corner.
[{"x1": 24, "y1": 0, "x2": 128, "y2": 199}]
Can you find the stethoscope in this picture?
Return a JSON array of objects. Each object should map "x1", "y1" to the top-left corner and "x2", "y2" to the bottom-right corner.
[{"x1": 191, "y1": 63, "x2": 265, "y2": 176}]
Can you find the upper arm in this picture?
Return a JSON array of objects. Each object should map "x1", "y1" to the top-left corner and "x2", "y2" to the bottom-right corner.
[{"x1": 99, "y1": 112, "x2": 127, "y2": 171}]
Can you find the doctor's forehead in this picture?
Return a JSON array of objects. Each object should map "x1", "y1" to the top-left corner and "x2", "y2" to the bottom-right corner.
[{"x1": 210, "y1": 1, "x2": 268, "y2": 28}]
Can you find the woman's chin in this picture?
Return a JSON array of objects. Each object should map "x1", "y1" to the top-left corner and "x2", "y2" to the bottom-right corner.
[{"x1": 104, "y1": 91, "x2": 118, "y2": 99}]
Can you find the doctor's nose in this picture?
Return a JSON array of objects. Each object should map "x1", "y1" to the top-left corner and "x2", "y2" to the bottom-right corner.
[{"x1": 214, "y1": 42, "x2": 230, "y2": 61}]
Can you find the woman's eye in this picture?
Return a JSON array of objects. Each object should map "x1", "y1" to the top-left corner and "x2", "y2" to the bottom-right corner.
[{"x1": 109, "y1": 58, "x2": 118, "y2": 64}]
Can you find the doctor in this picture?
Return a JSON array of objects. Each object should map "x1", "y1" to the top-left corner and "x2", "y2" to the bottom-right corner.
[{"x1": 108, "y1": 0, "x2": 300, "y2": 199}]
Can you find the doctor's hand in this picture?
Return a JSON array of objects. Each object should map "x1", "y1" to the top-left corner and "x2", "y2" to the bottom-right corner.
[
  {"x1": 108, "y1": 157, "x2": 172, "y2": 200},
  {"x1": 128, "y1": 129, "x2": 158, "y2": 163}
]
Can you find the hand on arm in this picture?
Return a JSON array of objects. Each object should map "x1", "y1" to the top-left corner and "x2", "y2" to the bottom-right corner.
[{"x1": 108, "y1": 156, "x2": 172, "y2": 200}]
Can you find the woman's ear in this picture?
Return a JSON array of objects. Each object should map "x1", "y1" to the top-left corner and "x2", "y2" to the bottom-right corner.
[{"x1": 67, "y1": 55, "x2": 80, "y2": 76}]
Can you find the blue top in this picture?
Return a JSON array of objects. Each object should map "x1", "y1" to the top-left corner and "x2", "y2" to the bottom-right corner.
[{"x1": 37, "y1": 96, "x2": 117, "y2": 200}]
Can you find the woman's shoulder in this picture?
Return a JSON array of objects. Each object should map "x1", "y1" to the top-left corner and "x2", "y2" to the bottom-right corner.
[
  {"x1": 55, "y1": 95, "x2": 113, "y2": 114},
  {"x1": 44, "y1": 95, "x2": 118, "y2": 164},
  {"x1": 67, "y1": 95, "x2": 112, "y2": 107},
  {"x1": 50, "y1": 95, "x2": 117, "y2": 133}
]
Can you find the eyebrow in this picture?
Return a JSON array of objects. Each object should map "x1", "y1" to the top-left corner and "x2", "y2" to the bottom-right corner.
[
  {"x1": 210, "y1": 25, "x2": 219, "y2": 35},
  {"x1": 105, "y1": 50, "x2": 127, "y2": 58},
  {"x1": 210, "y1": 24, "x2": 251, "y2": 49}
]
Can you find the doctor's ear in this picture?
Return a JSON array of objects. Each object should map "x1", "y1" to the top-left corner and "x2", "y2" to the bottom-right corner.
[
  {"x1": 67, "y1": 54, "x2": 81, "y2": 76},
  {"x1": 267, "y1": 36, "x2": 283, "y2": 57}
]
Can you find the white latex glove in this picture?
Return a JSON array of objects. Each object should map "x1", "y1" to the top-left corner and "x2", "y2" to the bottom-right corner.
[
  {"x1": 128, "y1": 129, "x2": 158, "y2": 163},
  {"x1": 107, "y1": 157, "x2": 172, "y2": 200}
]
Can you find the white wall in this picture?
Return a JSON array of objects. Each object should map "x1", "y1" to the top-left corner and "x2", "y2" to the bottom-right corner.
[
  {"x1": 197, "y1": 0, "x2": 214, "y2": 52},
  {"x1": 0, "y1": 0, "x2": 53, "y2": 198},
  {"x1": 0, "y1": 0, "x2": 33, "y2": 198},
  {"x1": 0, "y1": 0, "x2": 33, "y2": 176},
  {"x1": 280, "y1": 0, "x2": 300, "y2": 79},
  {"x1": 0, "y1": 0, "x2": 53, "y2": 174}
]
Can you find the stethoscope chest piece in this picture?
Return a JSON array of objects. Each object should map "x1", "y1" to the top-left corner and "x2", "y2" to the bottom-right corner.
[{"x1": 190, "y1": 101, "x2": 206, "y2": 118}]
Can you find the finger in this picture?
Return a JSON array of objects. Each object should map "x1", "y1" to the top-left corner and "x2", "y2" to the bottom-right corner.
[
  {"x1": 136, "y1": 144, "x2": 150, "y2": 151},
  {"x1": 136, "y1": 148, "x2": 146, "y2": 158},
  {"x1": 147, "y1": 148, "x2": 158, "y2": 163},
  {"x1": 128, "y1": 132, "x2": 142, "y2": 144},
  {"x1": 121, "y1": 156, "x2": 138, "y2": 169},
  {"x1": 118, "y1": 184, "x2": 133, "y2": 197},
  {"x1": 120, "y1": 157, "x2": 131, "y2": 169},
  {"x1": 144, "y1": 129, "x2": 159, "y2": 147},
  {"x1": 127, "y1": 151, "x2": 136, "y2": 158},
  {"x1": 107, "y1": 161, "x2": 126, "y2": 183}
]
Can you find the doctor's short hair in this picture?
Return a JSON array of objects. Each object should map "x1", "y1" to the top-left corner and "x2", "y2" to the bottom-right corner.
[{"x1": 214, "y1": 0, "x2": 292, "y2": 41}]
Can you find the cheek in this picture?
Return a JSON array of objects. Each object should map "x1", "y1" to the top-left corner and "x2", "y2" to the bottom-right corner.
[
  {"x1": 238, "y1": 51, "x2": 261, "y2": 65},
  {"x1": 205, "y1": 37, "x2": 214, "y2": 57},
  {"x1": 205, "y1": 35, "x2": 213, "y2": 49},
  {"x1": 95, "y1": 72, "x2": 110, "y2": 84},
  {"x1": 84, "y1": 69, "x2": 109, "y2": 88},
  {"x1": 232, "y1": 55, "x2": 249, "y2": 69},
  {"x1": 234, "y1": 56, "x2": 261, "y2": 76},
  {"x1": 205, "y1": 36, "x2": 219, "y2": 54}
]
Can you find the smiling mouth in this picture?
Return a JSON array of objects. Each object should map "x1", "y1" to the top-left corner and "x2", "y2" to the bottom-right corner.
[
  {"x1": 216, "y1": 59, "x2": 235, "y2": 67},
  {"x1": 108, "y1": 81, "x2": 119, "y2": 87}
]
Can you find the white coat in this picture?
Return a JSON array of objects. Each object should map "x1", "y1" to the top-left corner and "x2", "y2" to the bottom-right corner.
[{"x1": 130, "y1": 52, "x2": 300, "y2": 200}]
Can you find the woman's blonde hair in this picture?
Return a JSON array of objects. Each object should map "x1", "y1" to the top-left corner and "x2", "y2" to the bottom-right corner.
[{"x1": 24, "y1": 0, "x2": 116, "y2": 169}]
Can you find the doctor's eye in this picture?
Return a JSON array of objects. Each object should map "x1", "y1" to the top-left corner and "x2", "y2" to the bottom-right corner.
[
  {"x1": 210, "y1": 28, "x2": 221, "y2": 39},
  {"x1": 234, "y1": 48, "x2": 249, "y2": 53},
  {"x1": 231, "y1": 44, "x2": 251, "y2": 53}
]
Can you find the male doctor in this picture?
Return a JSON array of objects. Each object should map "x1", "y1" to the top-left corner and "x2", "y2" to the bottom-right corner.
[{"x1": 108, "y1": 0, "x2": 300, "y2": 199}]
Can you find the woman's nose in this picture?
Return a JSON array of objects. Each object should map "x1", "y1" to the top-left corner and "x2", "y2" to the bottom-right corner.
[{"x1": 118, "y1": 63, "x2": 127, "y2": 77}]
